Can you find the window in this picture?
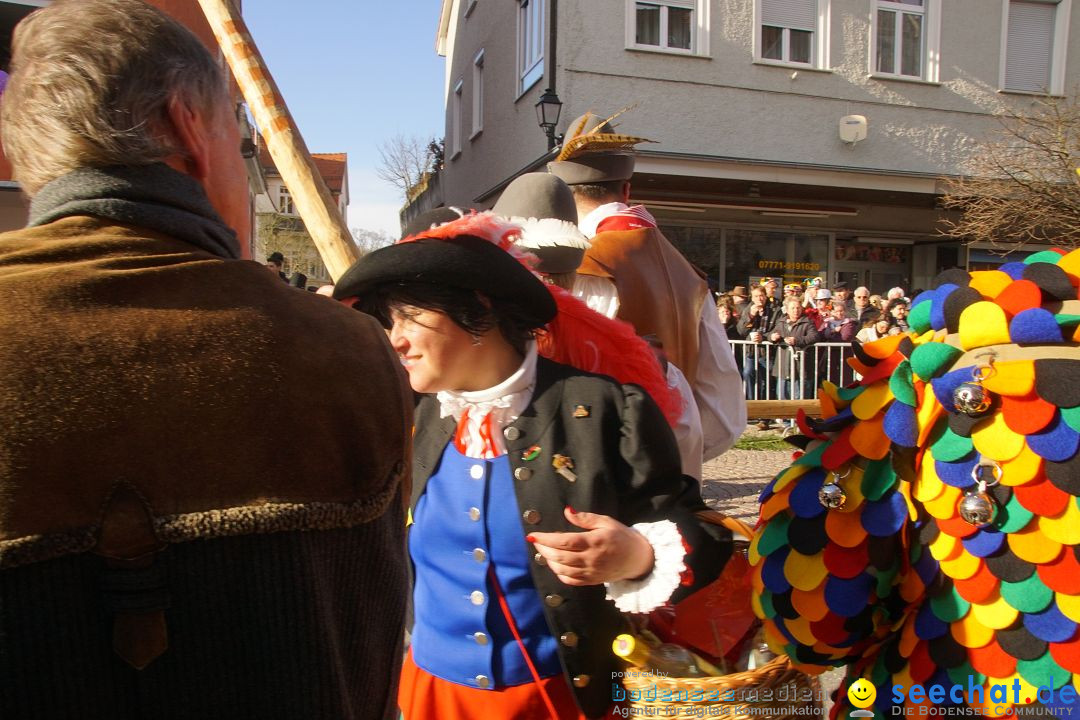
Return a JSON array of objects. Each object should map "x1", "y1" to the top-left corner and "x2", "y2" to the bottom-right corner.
[
  {"x1": 517, "y1": 0, "x2": 544, "y2": 94},
  {"x1": 1001, "y1": 0, "x2": 1071, "y2": 94},
  {"x1": 872, "y1": 0, "x2": 941, "y2": 80},
  {"x1": 627, "y1": 0, "x2": 708, "y2": 55},
  {"x1": 451, "y1": 79, "x2": 463, "y2": 159},
  {"x1": 277, "y1": 184, "x2": 294, "y2": 215},
  {"x1": 757, "y1": 0, "x2": 827, "y2": 67},
  {"x1": 471, "y1": 50, "x2": 484, "y2": 138}
]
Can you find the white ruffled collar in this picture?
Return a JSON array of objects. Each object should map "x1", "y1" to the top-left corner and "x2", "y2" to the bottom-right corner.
[{"x1": 436, "y1": 341, "x2": 538, "y2": 422}]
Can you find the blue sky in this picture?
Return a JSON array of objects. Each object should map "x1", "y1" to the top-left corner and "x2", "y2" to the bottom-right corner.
[{"x1": 244, "y1": 1, "x2": 446, "y2": 235}]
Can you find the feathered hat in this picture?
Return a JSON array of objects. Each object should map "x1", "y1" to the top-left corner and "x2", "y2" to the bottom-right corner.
[
  {"x1": 547, "y1": 107, "x2": 655, "y2": 186},
  {"x1": 493, "y1": 172, "x2": 590, "y2": 275},
  {"x1": 333, "y1": 211, "x2": 681, "y2": 423}
]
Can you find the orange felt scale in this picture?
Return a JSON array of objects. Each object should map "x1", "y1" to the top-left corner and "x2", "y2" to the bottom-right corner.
[
  {"x1": 1001, "y1": 391, "x2": 1058, "y2": 436},
  {"x1": 1008, "y1": 525, "x2": 1064, "y2": 565},
  {"x1": 968, "y1": 270, "x2": 1014, "y2": 300},
  {"x1": 968, "y1": 639, "x2": 1019, "y2": 679},
  {"x1": 1050, "y1": 638, "x2": 1080, "y2": 674},
  {"x1": 936, "y1": 513, "x2": 981, "y2": 539},
  {"x1": 994, "y1": 279, "x2": 1043, "y2": 319},
  {"x1": 953, "y1": 562, "x2": 1001, "y2": 605},
  {"x1": 825, "y1": 507, "x2": 869, "y2": 548},
  {"x1": 791, "y1": 588, "x2": 830, "y2": 622},
  {"x1": 850, "y1": 353, "x2": 904, "y2": 384},
  {"x1": 1038, "y1": 550, "x2": 1080, "y2": 594},
  {"x1": 863, "y1": 334, "x2": 908, "y2": 360},
  {"x1": 849, "y1": 414, "x2": 891, "y2": 460}
]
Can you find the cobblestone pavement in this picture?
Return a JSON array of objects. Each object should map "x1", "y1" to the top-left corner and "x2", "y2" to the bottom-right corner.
[{"x1": 700, "y1": 443, "x2": 793, "y2": 523}]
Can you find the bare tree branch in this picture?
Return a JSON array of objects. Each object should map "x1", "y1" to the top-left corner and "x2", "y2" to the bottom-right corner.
[
  {"x1": 375, "y1": 134, "x2": 443, "y2": 200},
  {"x1": 942, "y1": 93, "x2": 1080, "y2": 250}
]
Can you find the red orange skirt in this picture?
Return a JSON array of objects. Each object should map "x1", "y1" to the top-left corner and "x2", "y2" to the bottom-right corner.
[{"x1": 399, "y1": 650, "x2": 620, "y2": 720}]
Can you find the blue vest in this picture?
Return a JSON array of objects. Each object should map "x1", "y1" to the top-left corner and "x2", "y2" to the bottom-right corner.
[{"x1": 410, "y1": 443, "x2": 561, "y2": 689}]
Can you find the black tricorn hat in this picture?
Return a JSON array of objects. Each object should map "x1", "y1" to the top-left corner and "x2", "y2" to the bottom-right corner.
[{"x1": 333, "y1": 212, "x2": 557, "y2": 328}]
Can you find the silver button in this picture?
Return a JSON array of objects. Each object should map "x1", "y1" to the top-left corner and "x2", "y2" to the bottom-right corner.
[
  {"x1": 476, "y1": 674, "x2": 491, "y2": 689},
  {"x1": 474, "y1": 631, "x2": 489, "y2": 645},
  {"x1": 470, "y1": 590, "x2": 485, "y2": 605},
  {"x1": 469, "y1": 507, "x2": 481, "y2": 521},
  {"x1": 473, "y1": 548, "x2": 486, "y2": 563},
  {"x1": 503, "y1": 426, "x2": 520, "y2": 441},
  {"x1": 534, "y1": 552, "x2": 547, "y2": 566},
  {"x1": 560, "y1": 632, "x2": 579, "y2": 648},
  {"x1": 573, "y1": 674, "x2": 590, "y2": 688},
  {"x1": 522, "y1": 509, "x2": 541, "y2": 525},
  {"x1": 514, "y1": 467, "x2": 533, "y2": 481},
  {"x1": 544, "y1": 593, "x2": 563, "y2": 608},
  {"x1": 469, "y1": 464, "x2": 484, "y2": 480}
]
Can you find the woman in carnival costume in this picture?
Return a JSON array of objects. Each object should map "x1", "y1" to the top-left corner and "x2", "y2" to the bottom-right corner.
[
  {"x1": 751, "y1": 252, "x2": 1080, "y2": 717},
  {"x1": 333, "y1": 211, "x2": 732, "y2": 720}
]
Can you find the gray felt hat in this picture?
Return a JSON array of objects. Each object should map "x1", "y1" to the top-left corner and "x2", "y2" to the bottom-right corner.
[
  {"x1": 546, "y1": 111, "x2": 649, "y2": 186},
  {"x1": 494, "y1": 173, "x2": 589, "y2": 275}
]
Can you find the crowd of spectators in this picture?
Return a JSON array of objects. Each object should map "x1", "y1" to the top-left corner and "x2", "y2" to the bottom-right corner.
[{"x1": 716, "y1": 277, "x2": 916, "y2": 411}]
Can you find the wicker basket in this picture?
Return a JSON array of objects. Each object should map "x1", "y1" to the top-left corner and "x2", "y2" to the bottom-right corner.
[
  {"x1": 619, "y1": 653, "x2": 823, "y2": 720},
  {"x1": 613, "y1": 510, "x2": 824, "y2": 719}
]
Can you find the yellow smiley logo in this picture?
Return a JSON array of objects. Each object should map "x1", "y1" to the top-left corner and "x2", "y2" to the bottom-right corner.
[{"x1": 847, "y1": 678, "x2": 877, "y2": 709}]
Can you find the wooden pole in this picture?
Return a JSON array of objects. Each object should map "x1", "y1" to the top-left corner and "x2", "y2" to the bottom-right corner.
[
  {"x1": 195, "y1": 0, "x2": 359, "y2": 281},
  {"x1": 745, "y1": 400, "x2": 822, "y2": 419}
]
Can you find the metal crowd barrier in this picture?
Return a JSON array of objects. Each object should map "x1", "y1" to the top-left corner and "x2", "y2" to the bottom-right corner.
[{"x1": 728, "y1": 339, "x2": 857, "y2": 405}]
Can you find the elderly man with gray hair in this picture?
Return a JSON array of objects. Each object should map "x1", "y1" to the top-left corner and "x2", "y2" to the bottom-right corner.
[{"x1": 0, "y1": 1, "x2": 410, "y2": 718}]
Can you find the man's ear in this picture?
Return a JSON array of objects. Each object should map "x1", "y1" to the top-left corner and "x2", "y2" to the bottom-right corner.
[
  {"x1": 619, "y1": 181, "x2": 632, "y2": 204},
  {"x1": 164, "y1": 95, "x2": 212, "y2": 181}
]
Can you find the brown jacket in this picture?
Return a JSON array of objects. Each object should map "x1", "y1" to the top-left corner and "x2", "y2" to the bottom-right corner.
[
  {"x1": 0, "y1": 218, "x2": 411, "y2": 718},
  {"x1": 578, "y1": 226, "x2": 708, "y2": 382}
]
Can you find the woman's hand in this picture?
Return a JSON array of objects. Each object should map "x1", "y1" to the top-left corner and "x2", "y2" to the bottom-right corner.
[{"x1": 528, "y1": 507, "x2": 655, "y2": 586}]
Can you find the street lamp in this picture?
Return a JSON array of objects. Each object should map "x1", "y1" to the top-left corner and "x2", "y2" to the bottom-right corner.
[{"x1": 535, "y1": 88, "x2": 563, "y2": 150}]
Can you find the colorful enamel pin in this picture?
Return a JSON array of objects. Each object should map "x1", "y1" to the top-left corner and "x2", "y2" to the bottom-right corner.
[
  {"x1": 521, "y1": 445, "x2": 542, "y2": 462},
  {"x1": 573, "y1": 405, "x2": 590, "y2": 418},
  {"x1": 552, "y1": 454, "x2": 577, "y2": 482}
]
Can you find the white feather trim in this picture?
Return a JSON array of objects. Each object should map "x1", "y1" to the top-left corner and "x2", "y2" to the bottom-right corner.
[{"x1": 509, "y1": 216, "x2": 591, "y2": 250}]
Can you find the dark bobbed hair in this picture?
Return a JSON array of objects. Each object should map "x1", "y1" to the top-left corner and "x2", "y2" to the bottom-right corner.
[{"x1": 356, "y1": 281, "x2": 538, "y2": 357}]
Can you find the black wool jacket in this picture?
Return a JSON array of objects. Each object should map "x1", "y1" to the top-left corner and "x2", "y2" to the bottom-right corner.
[{"x1": 410, "y1": 357, "x2": 733, "y2": 718}]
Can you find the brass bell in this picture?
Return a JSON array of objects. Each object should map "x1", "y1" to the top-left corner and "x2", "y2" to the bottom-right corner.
[
  {"x1": 952, "y1": 381, "x2": 991, "y2": 417},
  {"x1": 958, "y1": 489, "x2": 997, "y2": 527},
  {"x1": 818, "y1": 481, "x2": 847, "y2": 510}
]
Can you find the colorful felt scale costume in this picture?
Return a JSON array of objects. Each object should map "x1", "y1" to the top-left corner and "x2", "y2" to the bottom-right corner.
[{"x1": 750, "y1": 249, "x2": 1080, "y2": 718}]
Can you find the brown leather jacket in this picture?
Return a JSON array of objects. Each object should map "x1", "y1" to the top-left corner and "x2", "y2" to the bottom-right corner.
[{"x1": 578, "y1": 226, "x2": 708, "y2": 383}]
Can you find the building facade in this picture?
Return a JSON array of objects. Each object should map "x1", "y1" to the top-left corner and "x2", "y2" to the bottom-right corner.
[
  {"x1": 423, "y1": 0, "x2": 1078, "y2": 295},
  {"x1": 254, "y1": 149, "x2": 349, "y2": 287}
]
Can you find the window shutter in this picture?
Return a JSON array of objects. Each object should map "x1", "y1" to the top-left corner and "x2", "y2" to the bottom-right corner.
[
  {"x1": 762, "y1": 0, "x2": 817, "y2": 31},
  {"x1": 1005, "y1": 1, "x2": 1054, "y2": 92}
]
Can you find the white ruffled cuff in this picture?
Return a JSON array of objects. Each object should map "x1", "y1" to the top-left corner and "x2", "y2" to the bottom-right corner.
[{"x1": 605, "y1": 520, "x2": 686, "y2": 614}]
